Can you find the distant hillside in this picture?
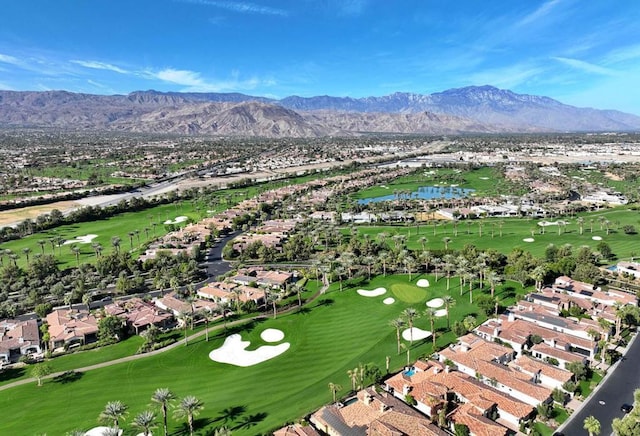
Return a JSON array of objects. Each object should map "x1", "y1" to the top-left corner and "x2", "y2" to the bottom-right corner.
[{"x1": 1, "y1": 86, "x2": 639, "y2": 137}]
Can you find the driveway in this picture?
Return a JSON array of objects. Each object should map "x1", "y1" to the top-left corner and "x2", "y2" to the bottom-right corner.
[{"x1": 558, "y1": 334, "x2": 640, "y2": 435}]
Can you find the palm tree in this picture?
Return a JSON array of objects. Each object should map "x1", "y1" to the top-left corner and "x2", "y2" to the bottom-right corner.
[
  {"x1": 389, "y1": 318, "x2": 405, "y2": 355},
  {"x1": 486, "y1": 270, "x2": 503, "y2": 298},
  {"x1": 37, "y1": 239, "x2": 46, "y2": 255},
  {"x1": 328, "y1": 382, "x2": 342, "y2": 402},
  {"x1": 347, "y1": 367, "x2": 359, "y2": 391},
  {"x1": 22, "y1": 247, "x2": 31, "y2": 264},
  {"x1": 70, "y1": 245, "x2": 80, "y2": 266},
  {"x1": 213, "y1": 427, "x2": 232, "y2": 436},
  {"x1": 99, "y1": 401, "x2": 128, "y2": 432},
  {"x1": 442, "y1": 237, "x2": 451, "y2": 251},
  {"x1": 442, "y1": 295, "x2": 455, "y2": 329},
  {"x1": 266, "y1": 291, "x2": 280, "y2": 319},
  {"x1": 425, "y1": 308, "x2": 437, "y2": 349},
  {"x1": 583, "y1": 415, "x2": 601, "y2": 436},
  {"x1": 577, "y1": 216, "x2": 585, "y2": 235},
  {"x1": 378, "y1": 250, "x2": 389, "y2": 276},
  {"x1": 402, "y1": 307, "x2": 419, "y2": 345},
  {"x1": 530, "y1": 265, "x2": 547, "y2": 291},
  {"x1": 173, "y1": 395, "x2": 204, "y2": 436},
  {"x1": 132, "y1": 410, "x2": 157, "y2": 436},
  {"x1": 178, "y1": 311, "x2": 192, "y2": 346},
  {"x1": 111, "y1": 236, "x2": 121, "y2": 253},
  {"x1": 152, "y1": 388, "x2": 176, "y2": 436}
]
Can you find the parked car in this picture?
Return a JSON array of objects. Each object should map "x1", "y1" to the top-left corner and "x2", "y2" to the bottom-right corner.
[{"x1": 621, "y1": 403, "x2": 634, "y2": 413}]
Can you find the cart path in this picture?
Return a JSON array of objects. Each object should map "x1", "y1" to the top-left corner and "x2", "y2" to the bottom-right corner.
[{"x1": 0, "y1": 284, "x2": 328, "y2": 392}]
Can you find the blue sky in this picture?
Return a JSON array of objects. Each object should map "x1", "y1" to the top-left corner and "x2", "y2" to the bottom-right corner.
[{"x1": 1, "y1": 0, "x2": 640, "y2": 114}]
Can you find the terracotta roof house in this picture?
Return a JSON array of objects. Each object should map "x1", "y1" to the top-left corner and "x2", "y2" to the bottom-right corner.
[
  {"x1": 104, "y1": 298, "x2": 174, "y2": 334},
  {"x1": 475, "y1": 315, "x2": 598, "y2": 360},
  {"x1": 273, "y1": 424, "x2": 321, "y2": 436},
  {"x1": 508, "y1": 355, "x2": 573, "y2": 390},
  {"x1": 46, "y1": 308, "x2": 99, "y2": 350},
  {"x1": 0, "y1": 318, "x2": 41, "y2": 363},
  {"x1": 310, "y1": 387, "x2": 448, "y2": 436},
  {"x1": 439, "y1": 335, "x2": 551, "y2": 406},
  {"x1": 551, "y1": 276, "x2": 637, "y2": 307},
  {"x1": 449, "y1": 402, "x2": 508, "y2": 436},
  {"x1": 255, "y1": 270, "x2": 293, "y2": 289}
]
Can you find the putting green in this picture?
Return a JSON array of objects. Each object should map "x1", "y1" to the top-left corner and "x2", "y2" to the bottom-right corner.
[{"x1": 390, "y1": 282, "x2": 427, "y2": 303}]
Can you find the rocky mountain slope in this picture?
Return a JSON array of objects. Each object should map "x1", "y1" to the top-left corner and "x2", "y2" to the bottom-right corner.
[{"x1": 1, "y1": 86, "x2": 639, "y2": 137}]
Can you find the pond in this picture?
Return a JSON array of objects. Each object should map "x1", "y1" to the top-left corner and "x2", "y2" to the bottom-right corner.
[{"x1": 358, "y1": 185, "x2": 475, "y2": 204}]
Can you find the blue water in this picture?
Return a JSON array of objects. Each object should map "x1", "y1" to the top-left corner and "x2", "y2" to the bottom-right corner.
[
  {"x1": 607, "y1": 265, "x2": 617, "y2": 271},
  {"x1": 403, "y1": 369, "x2": 416, "y2": 377},
  {"x1": 358, "y1": 185, "x2": 475, "y2": 204}
]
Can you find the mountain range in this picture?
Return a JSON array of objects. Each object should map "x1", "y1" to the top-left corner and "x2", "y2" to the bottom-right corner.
[{"x1": 1, "y1": 85, "x2": 639, "y2": 137}]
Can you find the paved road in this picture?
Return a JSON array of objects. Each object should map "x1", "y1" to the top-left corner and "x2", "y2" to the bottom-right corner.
[{"x1": 559, "y1": 334, "x2": 640, "y2": 435}]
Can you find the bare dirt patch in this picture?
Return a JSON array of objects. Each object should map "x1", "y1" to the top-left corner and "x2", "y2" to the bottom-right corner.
[
  {"x1": 0, "y1": 201, "x2": 80, "y2": 227},
  {"x1": 604, "y1": 172, "x2": 624, "y2": 181}
]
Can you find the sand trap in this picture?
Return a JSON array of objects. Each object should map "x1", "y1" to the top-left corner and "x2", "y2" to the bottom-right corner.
[
  {"x1": 523, "y1": 238, "x2": 535, "y2": 242},
  {"x1": 426, "y1": 298, "x2": 444, "y2": 308},
  {"x1": 434, "y1": 309, "x2": 448, "y2": 317},
  {"x1": 357, "y1": 287, "x2": 387, "y2": 297},
  {"x1": 63, "y1": 234, "x2": 98, "y2": 245},
  {"x1": 383, "y1": 297, "x2": 395, "y2": 305},
  {"x1": 402, "y1": 327, "x2": 431, "y2": 341},
  {"x1": 538, "y1": 220, "x2": 567, "y2": 227},
  {"x1": 416, "y1": 279, "x2": 430, "y2": 288},
  {"x1": 209, "y1": 333, "x2": 290, "y2": 367},
  {"x1": 261, "y1": 328, "x2": 285, "y2": 343},
  {"x1": 85, "y1": 427, "x2": 122, "y2": 436},
  {"x1": 479, "y1": 177, "x2": 489, "y2": 180},
  {"x1": 164, "y1": 216, "x2": 188, "y2": 225},
  {"x1": 592, "y1": 236, "x2": 603, "y2": 240}
]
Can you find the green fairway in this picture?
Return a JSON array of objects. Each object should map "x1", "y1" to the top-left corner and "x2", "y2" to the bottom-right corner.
[
  {"x1": 0, "y1": 274, "x2": 506, "y2": 435},
  {"x1": 357, "y1": 206, "x2": 640, "y2": 261},
  {"x1": 389, "y1": 282, "x2": 428, "y2": 303}
]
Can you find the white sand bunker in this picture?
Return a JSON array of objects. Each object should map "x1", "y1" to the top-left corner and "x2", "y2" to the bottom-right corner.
[
  {"x1": 523, "y1": 238, "x2": 535, "y2": 242},
  {"x1": 426, "y1": 298, "x2": 444, "y2": 308},
  {"x1": 357, "y1": 287, "x2": 387, "y2": 297},
  {"x1": 434, "y1": 309, "x2": 448, "y2": 317},
  {"x1": 85, "y1": 427, "x2": 122, "y2": 436},
  {"x1": 479, "y1": 177, "x2": 489, "y2": 180},
  {"x1": 261, "y1": 328, "x2": 284, "y2": 342},
  {"x1": 416, "y1": 279, "x2": 430, "y2": 288},
  {"x1": 592, "y1": 236, "x2": 603, "y2": 241},
  {"x1": 383, "y1": 297, "x2": 395, "y2": 305},
  {"x1": 209, "y1": 333, "x2": 290, "y2": 367},
  {"x1": 164, "y1": 215, "x2": 188, "y2": 225},
  {"x1": 63, "y1": 234, "x2": 98, "y2": 245},
  {"x1": 538, "y1": 220, "x2": 566, "y2": 227},
  {"x1": 402, "y1": 327, "x2": 431, "y2": 341}
]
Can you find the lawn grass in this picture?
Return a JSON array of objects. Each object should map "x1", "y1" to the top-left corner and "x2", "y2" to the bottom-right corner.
[
  {"x1": 533, "y1": 421, "x2": 555, "y2": 436},
  {"x1": 579, "y1": 370, "x2": 604, "y2": 397},
  {"x1": 552, "y1": 406, "x2": 569, "y2": 424},
  {"x1": 0, "y1": 273, "x2": 508, "y2": 435},
  {"x1": 356, "y1": 206, "x2": 640, "y2": 260},
  {"x1": 0, "y1": 202, "x2": 200, "y2": 269}
]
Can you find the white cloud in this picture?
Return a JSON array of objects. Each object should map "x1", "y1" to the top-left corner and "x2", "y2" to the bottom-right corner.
[
  {"x1": 177, "y1": 0, "x2": 288, "y2": 16},
  {"x1": 154, "y1": 68, "x2": 206, "y2": 87},
  {"x1": 0, "y1": 53, "x2": 22, "y2": 66},
  {"x1": 603, "y1": 44, "x2": 640, "y2": 65},
  {"x1": 516, "y1": 0, "x2": 563, "y2": 27},
  {"x1": 70, "y1": 60, "x2": 129, "y2": 74},
  {"x1": 465, "y1": 63, "x2": 546, "y2": 90},
  {"x1": 149, "y1": 67, "x2": 271, "y2": 92},
  {"x1": 553, "y1": 57, "x2": 617, "y2": 76}
]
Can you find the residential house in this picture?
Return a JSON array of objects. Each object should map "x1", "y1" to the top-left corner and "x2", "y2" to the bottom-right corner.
[
  {"x1": 46, "y1": 308, "x2": 99, "y2": 350},
  {"x1": 104, "y1": 298, "x2": 174, "y2": 334},
  {"x1": 310, "y1": 387, "x2": 448, "y2": 436},
  {"x1": 0, "y1": 319, "x2": 41, "y2": 363}
]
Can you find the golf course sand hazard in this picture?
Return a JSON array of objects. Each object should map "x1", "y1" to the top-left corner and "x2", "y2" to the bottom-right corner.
[
  {"x1": 164, "y1": 216, "x2": 188, "y2": 225},
  {"x1": 416, "y1": 279, "x2": 430, "y2": 288},
  {"x1": 209, "y1": 330, "x2": 289, "y2": 367},
  {"x1": 402, "y1": 327, "x2": 431, "y2": 341},
  {"x1": 357, "y1": 287, "x2": 387, "y2": 297}
]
